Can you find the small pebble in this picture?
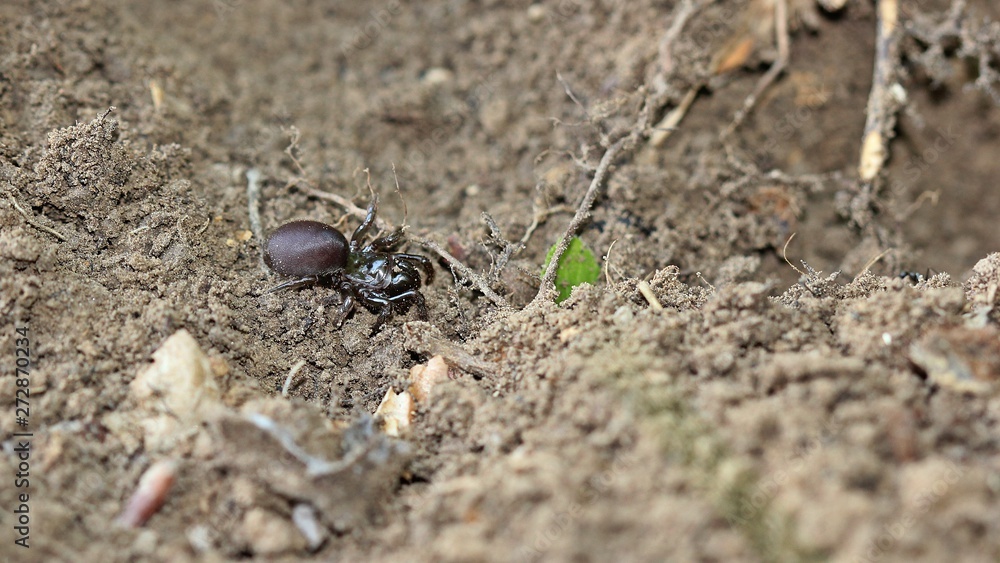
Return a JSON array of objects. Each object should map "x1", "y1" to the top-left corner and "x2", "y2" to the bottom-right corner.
[
  {"x1": 527, "y1": 4, "x2": 546, "y2": 23},
  {"x1": 118, "y1": 460, "x2": 178, "y2": 528}
]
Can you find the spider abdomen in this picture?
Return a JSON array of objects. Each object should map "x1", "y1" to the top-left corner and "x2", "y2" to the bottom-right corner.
[{"x1": 264, "y1": 220, "x2": 349, "y2": 277}]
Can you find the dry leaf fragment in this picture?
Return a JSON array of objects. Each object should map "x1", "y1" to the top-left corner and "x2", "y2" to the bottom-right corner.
[
  {"x1": 375, "y1": 388, "x2": 413, "y2": 437},
  {"x1": 713, "y1": 36, "x2": 757, "y2": 74},
  {"x1": 408, "y1": 355, "x2": 450, "y2": 403}
]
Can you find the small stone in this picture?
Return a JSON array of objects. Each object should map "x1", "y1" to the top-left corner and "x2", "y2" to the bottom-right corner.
[
  {"x1": 130, "y1": 329, "x2": 222, "y2": 418},
  {"x1": 527, "y1": 4, "x2": 546, "y2": 23},
  {"x1": 422, "y1": 67, "x2": 453, "y2": 86},
  {"x1": 118, "y1": 460, "x2": 178, "y2": 528},
  {"x1": 292, "y1": 504, "x2": 327, "y2": 552},
  {"x1": 242, "y1": 508, "x2": 307, "y2": 555}
]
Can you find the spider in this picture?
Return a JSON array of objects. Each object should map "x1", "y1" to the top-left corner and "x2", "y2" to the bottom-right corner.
[{"x1": 263, "y1": 195, "x2": 434, "y2": 333}]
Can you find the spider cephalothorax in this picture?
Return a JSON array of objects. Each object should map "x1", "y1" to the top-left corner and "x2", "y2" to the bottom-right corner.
[{"x1": 263, "y1": 196, "x2": 433, "y2": 333}]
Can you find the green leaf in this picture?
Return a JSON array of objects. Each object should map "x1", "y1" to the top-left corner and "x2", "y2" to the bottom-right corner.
[{"x1": 543, "y1": 237, "x2": 601, "y2": 303}]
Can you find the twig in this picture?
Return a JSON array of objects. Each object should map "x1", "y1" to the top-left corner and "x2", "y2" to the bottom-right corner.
[
  {"x1": 649, "y1": 0, "x2": 706, "y2": 146},
  {"x1": 854, "y1": 247, "x2": 892, "y2": 282},
  {"x1": 650, "y1": 87, "x2": 699, "y2": 146},
  {"x1": 534, "y1": 133, "x2": 634, "y2": 303},
  {"x1": 245, "y1": 413, "x2": 378, "y2": 478},
  {"x1": 781, "y1": 232, "x2": 807, "y2": 277},
  {"x1": 6, "y1": 192, "x2": 68, "y2": 241},
  {"x1": 637, "y1": 280, "x2": 664, "y2": 311},
  {"x1": 654, "y1": 0, "x2": 701, "y2": 91},
  {"x1": 418, "y1": 238, "x2": 509, "y2": 308},
  {"x1": 858, "y1": 0, "x2": 901, "y2": 182},
  {"x1": 292, "y1": 180, "x2": 389, "y2": 229},
  {"x1": 403, "y1": 322, "x2": 498, "y2": 378},
  {"x1": 722, "y1": 0, "x2": 790, "y2": 138}
]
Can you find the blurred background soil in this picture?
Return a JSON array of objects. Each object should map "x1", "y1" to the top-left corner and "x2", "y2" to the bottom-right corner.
[{"x1": 2, "y1": 0, "x2": 1000, "y2": 561}]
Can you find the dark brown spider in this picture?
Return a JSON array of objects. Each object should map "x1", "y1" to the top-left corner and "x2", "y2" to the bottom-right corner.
[{"x1": 263, "y1": 196, "x2": 433, "y2": 333}]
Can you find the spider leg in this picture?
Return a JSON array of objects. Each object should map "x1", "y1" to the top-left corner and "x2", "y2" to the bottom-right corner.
[
  {"x1": 350, "y1": 196, "x2": 379, "y2": 251},
  {"x1": 360, "y1": 293, "x2": 393, "y2": 335},
  {"x1": 366, "y1": 228, "x2": 406, "y2": 253},
  {"x1": 390, "y1": 289, "x2": 427, "y2": 320},
  {"x1": 333, "y1": 290, "x2": 356, "y2": 328},
  {"x1": 266, "y1": 275, "x2": 319, "y2": 293},
  {"x1": 395, "y1": 253, "x2": 434, "y2": 284},
  {"x1": 393, "y1": 258, "x2": 419, "y2": 279}
]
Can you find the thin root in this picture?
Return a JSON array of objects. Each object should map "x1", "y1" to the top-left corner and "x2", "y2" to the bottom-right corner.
[
  {"x1": 282, "y1": 359, "x2": 307, "y2": 398},
  {"x1": 782, "y1": 232, "x2": 807, "y2": 277},
  {"x1": 6, "y1": 193, "x2": 68, "y2": 241},
  {"x1": 854, "y1": 247, "x2": 893, "y2": 282},
  {"x1": 722, "y1": 0, "x2": 790, "y2": 139},
  {"x1": 604, "y1": 239, "x2": 619, "y2": 287},
  {"x1": 419, "y1": 238, "x2": 509, "y2": 309}
]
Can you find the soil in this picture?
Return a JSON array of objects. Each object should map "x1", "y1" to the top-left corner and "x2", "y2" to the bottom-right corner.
[{"x1": 2, "y1": 0, "x2": 1000, "y2": 561}]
